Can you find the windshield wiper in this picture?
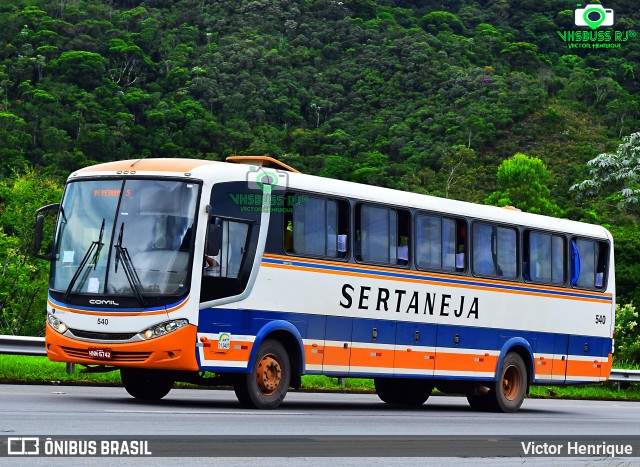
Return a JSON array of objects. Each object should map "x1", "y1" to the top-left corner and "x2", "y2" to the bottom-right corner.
[
  {"x1": 113, "y1": 223, "x2": 146, "y2": 306},
  {"x1": 64, "y1": 219, "x2": 105, "y2": 300}
]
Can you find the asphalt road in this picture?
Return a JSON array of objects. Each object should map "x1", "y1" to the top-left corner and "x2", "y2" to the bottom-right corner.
[{"x1": 1, "y1": 384, "x2": 639, "y2": 466}]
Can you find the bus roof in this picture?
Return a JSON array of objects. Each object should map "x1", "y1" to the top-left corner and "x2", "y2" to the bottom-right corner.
[
  {"x1": 70, "y1": 158, "x2": 610, "y2": 240},
  {"x1": 72, "y1": 158, "x2": 218, "y2": 175},
  {"x1": 286, "y1": 169, "x2": 610, "y2": 240}
]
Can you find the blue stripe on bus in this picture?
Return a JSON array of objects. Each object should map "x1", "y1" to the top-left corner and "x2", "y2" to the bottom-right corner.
[
  {"x1": 198, "y1": 307, "x2": 611, "y2": 358},
  {"x1": 261, "y1": 257, "x2": 611, "y2": 302}
]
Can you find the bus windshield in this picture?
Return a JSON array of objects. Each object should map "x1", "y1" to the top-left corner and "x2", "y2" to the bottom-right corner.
[{"x1": 51, "y1": 179, "x2": 199, "y2": 301}]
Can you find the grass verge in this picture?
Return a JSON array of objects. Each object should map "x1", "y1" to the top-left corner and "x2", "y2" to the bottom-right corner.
[{"x1": 2, "y1": 355, "x2": 639, "y2": 401}]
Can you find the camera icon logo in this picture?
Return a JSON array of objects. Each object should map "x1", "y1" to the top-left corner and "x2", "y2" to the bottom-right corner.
[
  {"x1": 575, "y1": 4, "x2": 614, "y2": 29},
  {"x1": 246, "y1": 166, "x2": 288, "y2": 193}
]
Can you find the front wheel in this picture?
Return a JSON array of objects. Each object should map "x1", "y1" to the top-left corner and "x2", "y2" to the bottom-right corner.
[
  {"x1": 234, "y1": 339, "x2": 291, "y2": 409},
  {"x1": 491, "y1": 352, "x2": 527, "y2": 413},
  {"x1": 120, "y1": 368, "x2": 174, "y2": 400}
]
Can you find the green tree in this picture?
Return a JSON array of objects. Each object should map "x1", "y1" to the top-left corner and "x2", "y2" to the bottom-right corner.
[
  {"x1": 571, "y1": 132, "x2": 640, "y2": 213},
  {"x1": 614, "y1": 303, "x2": 640, "y2": 365},
  {"x1": 48, "y1": 51, "x2": 107, "y2": 90},
  {"x1": 486, "y1": 153, "x2": 562, "y2": 216},
  {"x1": 0, "y1": 170, "x2": 62, "y2": 335}
]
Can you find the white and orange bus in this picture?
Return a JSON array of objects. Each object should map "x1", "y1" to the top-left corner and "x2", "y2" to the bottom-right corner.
[{"x1": 34, "y1": 157, "x2": 615, "y2": 412}]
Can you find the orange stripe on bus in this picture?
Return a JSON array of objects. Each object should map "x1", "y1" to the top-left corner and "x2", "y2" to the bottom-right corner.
[
  {"x1": 304, "y1": 344, "x2": 325, "y2": 367},
  {"x1": 535, "y1": 357, "x2": 566, "y2": 379},
  {"x1": 200, "y1": 340, "x2": 253, "y2": 362},
  {"x1": 391, "y1": 349, "x2": 436, "y2": 371},
  {"x1": 566, "y1": 358, "x2": 605, "y2": 378},
  {"x1": 321, "y1": 346, "x2": 351, "y2": 367},
  {"x1": 434, "y1": 352, "x2": 498, "y2": 373},
  {"x1": 349, "y1": 347, "x2": 395, "y2": 368},
  {"x1": 600, "y1": 354, "x2": 612, "y2": 378}
]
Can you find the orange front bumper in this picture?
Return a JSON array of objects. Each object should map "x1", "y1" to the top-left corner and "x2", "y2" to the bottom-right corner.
[{"x1": 45, "y1": 323, "x2": 199, "y2": 371}]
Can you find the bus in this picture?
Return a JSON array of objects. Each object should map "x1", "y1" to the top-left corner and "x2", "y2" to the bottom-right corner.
[{"x1": 34, "y1": 156, "x2": 615, "y2": 412}]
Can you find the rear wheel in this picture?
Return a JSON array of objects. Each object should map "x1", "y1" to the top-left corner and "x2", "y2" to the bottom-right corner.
[
  {"x1": 374, "y1": 378, "x2": 433, "y2": 406},
  {"x1": 490, "y1": 352, "x2": 527, "y2": 413},
  {"x1": 234, "y1": 339, "x2": 291, "y2": 409},
  {"x1": 120, "y1": 368, "x2": 174, "y2": 400}
]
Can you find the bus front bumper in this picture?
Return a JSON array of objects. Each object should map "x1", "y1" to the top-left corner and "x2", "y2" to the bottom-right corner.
[{"x1": 45, "y1": 323, "x2": 199, "y2": 371}]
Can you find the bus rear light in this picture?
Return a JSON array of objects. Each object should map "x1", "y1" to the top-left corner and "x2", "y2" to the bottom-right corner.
[{"x1": 140, "y1": 319, "x2": 188, "y2": 340}]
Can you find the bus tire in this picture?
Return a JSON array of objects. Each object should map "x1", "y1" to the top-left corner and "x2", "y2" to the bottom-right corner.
[
  {"x1": 491, "y1": 352, "x2": 527, "y2": 413},
  {"x1": 234, "y1": 339, "x2": 290, "y2": 409},
  {"x1": 374, "y1": 378, "x2": 433, "y2": 406},
  {"x1": 120, "y1": 368, "x2": 174, "y2": 400}
]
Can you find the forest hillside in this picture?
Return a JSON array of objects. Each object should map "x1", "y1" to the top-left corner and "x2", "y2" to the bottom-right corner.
[{"x1": 0, "y1": 0, "x2": 639, "y2": 344}]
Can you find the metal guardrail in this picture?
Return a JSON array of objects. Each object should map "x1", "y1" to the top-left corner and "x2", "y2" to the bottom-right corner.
[
  {"x1": 609, "y1": 369, "x2": 640, "y2": 383},
  {"x1": 0, "y1": 335, "x2": 638, "y2": 384},
  {"x1": 0, "y1": 335, "x2": 46, "y2": 356}
]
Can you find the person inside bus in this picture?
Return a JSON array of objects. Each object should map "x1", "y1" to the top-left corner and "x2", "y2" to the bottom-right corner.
[{"x1": 203, "y1": 253, "x2": 221, "y2": 277}]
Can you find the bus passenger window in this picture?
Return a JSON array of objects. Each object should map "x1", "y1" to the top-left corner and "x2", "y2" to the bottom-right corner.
[
  {"x1": 524, "y1": 231, "x2": 565, "y2": 285},
  {"x1": 284, "y1": 194, "x2": 349, "y2": 259},
  {"x1": 473, "y1": 222, "x2": 517, "y2": 279},
  {"x1": 355, "y1": 204, "x2": 410, "y2": 266},
  {"x1": 572, "y1": 238, "x2": 608, "y2": 289},
  {"x1": 416, "y1": 214, "x2": 466, "y2": 272}
]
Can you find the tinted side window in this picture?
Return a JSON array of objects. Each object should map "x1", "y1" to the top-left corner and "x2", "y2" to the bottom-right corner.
[
  {"x1": 525, "y1": 231, "x2": 566, "y2": 285},
  {"x1": 416, "y1": 214, "x2": 466, "y2": 272},
  {"x1": 472, "y1": 222, "x2": 517, "y2": 279},
  {"x1": 572, "y1": 238, "x2": 608, "y2": 289},
  {"x1": 284, "y1": 194, "x2": 349, "y2": 259},
  {"x1": 355, "y1": 204, "x2": 410, "y2": 266}
]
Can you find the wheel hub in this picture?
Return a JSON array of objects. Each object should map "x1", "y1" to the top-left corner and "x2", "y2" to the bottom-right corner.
[
  {"x1": 256, "y1": 354, "x2": 282, "y2": 395},
  {"x1": 502, "y1": 365, "x2": 521, "y2": 401}
]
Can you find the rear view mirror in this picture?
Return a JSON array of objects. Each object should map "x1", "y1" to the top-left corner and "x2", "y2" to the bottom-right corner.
[{"x1": 33, "y1": 203, "x2": 60, "y2": 260}]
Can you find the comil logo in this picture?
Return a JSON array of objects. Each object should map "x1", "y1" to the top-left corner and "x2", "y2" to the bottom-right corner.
[{"x1": 575, "y1": 4, "x2": 614, "y2": 29}]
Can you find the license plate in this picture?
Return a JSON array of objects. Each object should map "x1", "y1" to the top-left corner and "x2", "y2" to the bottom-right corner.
[{"x1": 88, "y1": 347, "x2": 112, "y2": 359}]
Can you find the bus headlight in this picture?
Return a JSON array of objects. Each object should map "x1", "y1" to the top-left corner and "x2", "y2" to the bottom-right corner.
[
  {"x1": 47, "y1": 314, "x2": 68, "y2": 334},
  {"x1": 141, "y1": 319, "x2": 188, "y2": 340}
]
